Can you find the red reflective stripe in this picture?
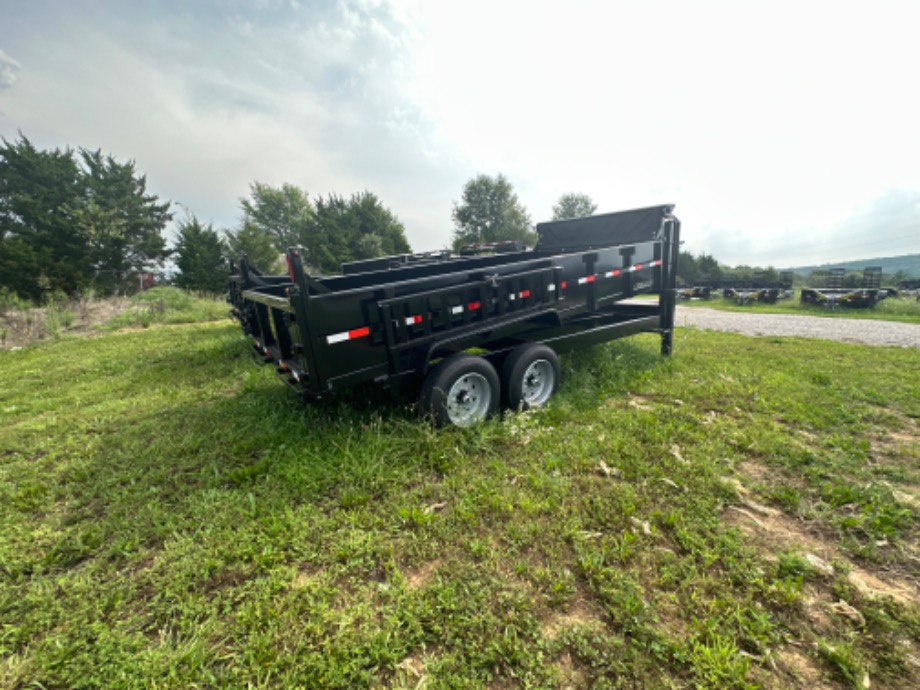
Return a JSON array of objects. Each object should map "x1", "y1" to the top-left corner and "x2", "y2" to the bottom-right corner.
[
  {"x1": 468, "y1": 301, "x2": 481, "y2": 311},
  {"x1": 348, "y1": 326, "x2": 370, "y2": 339},
  {"x1": 561, "y1": 281, "x2": 567, "y2": 289},
  {"x1": 585, "y1": 275, "x2": 596, "y2": 283},
  {"x1": 407, "y1": 315, "x2": 422, "y2": 325},
  {"x1": 520, "y1": 290, "x2": 531, "y2": 298},
  {"x1": 634, "y1": 263, "x2": 643, "y2": 270}
]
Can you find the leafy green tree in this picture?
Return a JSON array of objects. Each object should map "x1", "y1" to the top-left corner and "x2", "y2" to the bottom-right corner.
[
  {"x1": 233, "y1": 184, "x2": 410, "y2": 275},
  {"x1": 0, "y1": 133, "x2": 171, "y2": 299},
  {"x1": 70, "y1": 149, "x2": 172, "y2": 294},
  {"x1": 551, "y1": 192, "x2": 597, "y2": 220},
  {"x1": 451, "y1": 174, "x2": 535, "y2": 250},
  {"x1": 223, "y1": 221, "x2": 281, "y2": 273},
  {"x1": 0, "y1": 134, "x2": 85, "y2": 299},
  {"x1": 305, "y1": 191, "x2": 411, "y2": 273},
  {"x1": 173, "y1": 216, "x2": 226, "y2": 293},
  {"x1": 677, "y1": 250, "x2": 699, "y2": 286},
  {"x1": 240, "y1": 182, "x2": 313, "y2": 252},
  {"x1": 697, "y1": 253, "x2": 722, "y2": 284}
]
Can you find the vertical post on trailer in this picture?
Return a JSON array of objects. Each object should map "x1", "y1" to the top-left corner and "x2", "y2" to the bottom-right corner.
[
  {"x1": 286, "y1": 247, "x2": 325, "y2": 395},
  {"x1": 660, "y1": 217, "x2": 681, "y2": 356}
]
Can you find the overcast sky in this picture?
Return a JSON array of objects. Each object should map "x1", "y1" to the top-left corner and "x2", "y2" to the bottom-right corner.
[{"x1": 2, "y1": 0, "x2": 918, "y2": 266}]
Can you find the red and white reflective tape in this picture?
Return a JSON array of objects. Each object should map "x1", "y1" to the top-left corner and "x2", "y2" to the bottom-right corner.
[
  {"x1": 324, "y1": 262, "x2": 662, "y2": 345},
  {"x1": 326, "y1": 326, "x2": 370, "y2": 344},
  {"x1": 450, "y1": 300, "x2": 483, "y2": 315},
  {"x1": 586, "y1": 260, "x2": 661, "y2": 284}
]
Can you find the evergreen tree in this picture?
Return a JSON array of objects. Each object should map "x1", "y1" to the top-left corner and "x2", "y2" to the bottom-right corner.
[
  {"x1": 173, "y1": 216, "x2": 226, "y2": 293},
  {"x1": 0, "y1": 133, "x2": 172, "y2": 299},
  {"x1": 223, "y1": 221, "x2": 281, "y2": 274}
]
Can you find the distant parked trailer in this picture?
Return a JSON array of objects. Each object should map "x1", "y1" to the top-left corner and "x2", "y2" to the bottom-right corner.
[
  {"x1": 677, "y1": 286, "x2": 712, "y2": 300},
  {"x1": 800, "y1": 267, "x2": 885, "y2": 308},
  {"x1": 720, "y1": 271, "x2": 792, "y2": 305}
]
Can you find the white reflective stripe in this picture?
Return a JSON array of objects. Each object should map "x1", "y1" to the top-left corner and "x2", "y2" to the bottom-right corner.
[
  {"x1": 548, "y1": 284, "x2": 556, "y2": 291},
  {"x1": 577, "y1": 276, "x2": 590, "y2": 285},
  {"x1": 326, "y1": 332, "x2": 350, "y2": 344},
  {"x1": 451, "y1": 305, "x2": 464, "y2": 314},
  {"x1": 404, "y1": 315, "x2": 422, "y2": 326},
  {"x1": 509, "y1": 294, "x2": 516, "y2": 300}
]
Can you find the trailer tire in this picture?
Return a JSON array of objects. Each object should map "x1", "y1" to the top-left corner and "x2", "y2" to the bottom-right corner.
[
  {"x1": 421, "y1": 354, "x2": 500, "y2": 428},
  {"x1": 501, "y1": 343, "x2": 560, "y2": 411}
]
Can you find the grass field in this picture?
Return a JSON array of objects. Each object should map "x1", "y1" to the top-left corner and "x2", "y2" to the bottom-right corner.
[
  {"x1": 1, "y1": 306, "x2": 918, "y2": 688},
  {"x1": 676, "y1": 292, "x2": 920, "y2": 324}
]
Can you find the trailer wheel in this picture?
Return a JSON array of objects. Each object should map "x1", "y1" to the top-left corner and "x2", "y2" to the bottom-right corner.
[
  {"x1": 421, "y1": 354, "x2": 500, "y2": 427},
  {"x1": 501, "y1": 343, "x2": 560, "y2": 411}
]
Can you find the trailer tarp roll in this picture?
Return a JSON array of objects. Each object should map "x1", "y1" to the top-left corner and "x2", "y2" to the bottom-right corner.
[{"x1": 535, "y1": 204, "x2": 675, "y2": 252}]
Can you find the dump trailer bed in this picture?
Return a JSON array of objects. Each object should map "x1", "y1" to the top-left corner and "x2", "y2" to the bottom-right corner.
[{"x1": 228, "y1": 204, "x2": 680, "y2": 425}]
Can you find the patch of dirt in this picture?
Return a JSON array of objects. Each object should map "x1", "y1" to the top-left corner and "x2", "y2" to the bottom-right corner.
[
  {"x1": 742, "y1": 460, "x2": 775, "y2": 484},
  {"x1": 405, "y1": 559, "x2": 441, "y2": 589},
  {"x1": 541, "y1": 600, "x2": 604, "y2": 640},
  {"x1": 554, "y1": 651, "x2": 589, "y2": 689},
  {"x1": 771, "y1": 648, "x2": 838, "y2": 689},
  {"x1": 204, "y1": 567, "x2": 251, "y2": 594},
  {"x1": 801, "y1": 586, "x2": 837, "y2": 635},
  {"x1": 723, "y1": 488, "x2": 919, "y2": 610},
  {"x1": 290, "y1": 565, "x2": 326, "y2": 590},
  {"x1": 626, "y1": 395, "x2": 655, "y2": 411},
  {"x1": 1, "y1": 297, "x2": 132, "y2": 349}
]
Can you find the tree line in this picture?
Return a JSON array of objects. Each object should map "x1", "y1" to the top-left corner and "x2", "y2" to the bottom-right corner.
[{"x1": 1, "y1": 133, "x2": 625, "y2": 300}]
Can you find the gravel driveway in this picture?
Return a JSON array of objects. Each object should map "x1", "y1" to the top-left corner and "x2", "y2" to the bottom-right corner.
[{"x1": 675, "y1": 306, "x2": 920, "y2": 348}]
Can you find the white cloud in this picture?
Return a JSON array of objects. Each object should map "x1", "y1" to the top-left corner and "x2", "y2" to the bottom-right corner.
[
  {"x1": 1, "y1": 0, "x2": 918, "y2": 262},
  {"x1": 0, "y1": 48, "x2": 20, "y2": 91}
]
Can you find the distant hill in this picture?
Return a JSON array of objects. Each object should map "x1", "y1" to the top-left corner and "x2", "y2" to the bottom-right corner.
[{"x1": 784, "y1": 253, "x2": 920, "y2": 278}]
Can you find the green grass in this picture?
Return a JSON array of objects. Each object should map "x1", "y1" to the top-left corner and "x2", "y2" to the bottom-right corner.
[
  {"x1": 103, "y1": 287, "x2": 229, "y2": 329},
  {"x1": 678, "y1": 292, "x2": 920, "y2": 324},
  {"x1": 1, "y1": 320, "x2": 918, "y2": 688}
]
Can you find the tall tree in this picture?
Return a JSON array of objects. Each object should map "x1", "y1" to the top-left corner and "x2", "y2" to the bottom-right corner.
[
  {"x1": 305, "y1": 191, "x2": 411, "y2": 273},
  {"x1": 235, "y1": 183, "x2": 411, "y2": 275},
  {"x1": 451, "y1": 174, "x2": 535, "y2": 250},
  {"x1": 0, "y1": 134, "x2": 85, "y2": 299},
  {"x1": 240, "y1": 182, "x2": 313, "y2": 252},
  {"x1": 223, "y1": 220, "x2": 281, "y2": 273},
  {"x1": 0, "y1": 134, "x2": 172, "y2": 299},
  {"x1": 551, "y1": 192, "x2": 597, "y2": 220},
  {"x1": 70, "y1": 149, "x2": 172, "y2": 293},
  {"x1": 677, "y1": 250, "x2": 699, "y2": 285},
  {"x1": 173, "y1": 216, "x2": 226, "y2": 293},
  {"x1": 697, "y1": 253, "x2": 722, "y2": 283}
]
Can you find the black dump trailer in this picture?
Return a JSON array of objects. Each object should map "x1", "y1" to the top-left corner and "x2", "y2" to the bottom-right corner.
[{"x1": 228, "y1": 204, "x2": 681, "y2": 426}]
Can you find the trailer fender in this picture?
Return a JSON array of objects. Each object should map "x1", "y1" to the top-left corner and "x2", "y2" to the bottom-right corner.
[{"x1": 500, "y1": 343, "x2": 560, "y2": 411}]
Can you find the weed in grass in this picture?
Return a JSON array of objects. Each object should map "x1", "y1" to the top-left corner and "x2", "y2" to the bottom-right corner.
[{"x1": 818, "y1": 638, "x2": 868, "y2": 689}]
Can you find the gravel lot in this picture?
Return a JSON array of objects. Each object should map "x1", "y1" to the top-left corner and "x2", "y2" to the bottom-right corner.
[{"x1": 675, "y1": 306, "x2": 920, "y2": 349}]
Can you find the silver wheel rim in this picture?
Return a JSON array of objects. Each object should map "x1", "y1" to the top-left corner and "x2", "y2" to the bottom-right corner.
[
  {"x1": 446, "y1": 372, "x2": 492, "y2": 426},
  {"x1": 521, "y1": 359, "x2": 555, "y2": 406}
]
